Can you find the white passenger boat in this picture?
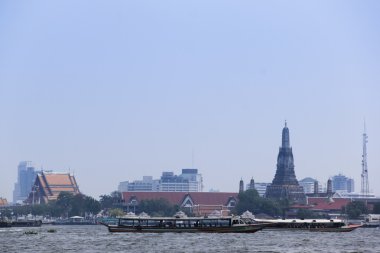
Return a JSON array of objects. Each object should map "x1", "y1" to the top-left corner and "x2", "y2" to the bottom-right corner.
[{"x1": 103, "y1": 216, "x2": 266, "y2": 233}]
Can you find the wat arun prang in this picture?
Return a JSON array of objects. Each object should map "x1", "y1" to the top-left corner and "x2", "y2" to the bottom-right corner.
[{"x1": 266, "y1": 122, "x2": 306, "y2": 203}]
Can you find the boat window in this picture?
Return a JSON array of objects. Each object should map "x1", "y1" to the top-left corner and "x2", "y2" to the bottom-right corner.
[
  {"x1": 218, "y1": 219, "x2": 230, "y2": 227},
  {"x1": 119, "y1": 219, "x2": 134, "y2": 226}
]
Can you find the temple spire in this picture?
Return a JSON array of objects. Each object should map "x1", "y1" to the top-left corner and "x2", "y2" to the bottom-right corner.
[{"x1": 282, "y1": 121, "x2": 290, "y2": 148}]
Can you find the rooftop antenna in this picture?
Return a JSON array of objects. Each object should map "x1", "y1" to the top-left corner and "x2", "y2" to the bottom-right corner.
[{"x1": 361, "y1": 120, "x2": 369, "y2": 196}]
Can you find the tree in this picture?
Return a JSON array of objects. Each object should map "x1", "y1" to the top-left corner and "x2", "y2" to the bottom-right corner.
[
  {"x1": 138, "y1": 198, "x2": 178, "y2": 216},
  {"x1": 69, "y1": 194, "x2": 85, "y2": 217},
  {"x1": 234, "y1": 189, "x2": 283, "y2": 217},
  {"x1": 373, "y1": 203, "x2": 380, "y2": 214},
  {"x1": 297, "y1": 209, "x2": 317, "y2": 219},
  {"x1": 84, "y1": 196, "x2": 101, "y2": 215},
  {"x1": 56, "y1": 192, "x2": 75, "y2": 217},
  {"x1": 109, "y1": 208, "x2": 125, "y2": 217},
  {"x1": 100, "y1": 191, "x2": 123, "y2": 209},
  {"x1": 4, "y1": 192, "x2": 100, "y2": 219},
  {"x1": 343, "y1": 201, "x2": 368, "y2": 219}
]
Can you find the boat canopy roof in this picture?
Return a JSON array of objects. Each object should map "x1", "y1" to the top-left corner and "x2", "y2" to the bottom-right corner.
[
  {"x1": 254, "y1": 218, "x2": 344, "y2": 224},
  {"x1": 116, "y1": 216, "x2": 238, "y2": 221}
]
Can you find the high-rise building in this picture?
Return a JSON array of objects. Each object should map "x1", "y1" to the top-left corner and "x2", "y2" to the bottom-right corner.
[
  {"x1": 118, "y1": 176, "x2": 160, "y2": 192},
  {"x1": 13, "y1": 161, "x2": 38, "y2": 203},
  {"x1": 331, "y1": 174, "x2": 355, "y2": 193},
  {"x1": 253, "y1": 182, "x2": 271, "y2": 197},
  {"x1": 160, "y1": 169, "x2": 203, "y2": 192},
  {"x1": 299, "y1": 177, "x2": 323, "y2": 194},
  {"x1": 347, "y1": 178, "x2": 355, "y2": 193},
  {"x1": 118, "y1": 169, "x2": 203, "y2": 192},
  {"x1": 266, "y1": 122, "x2": 305, "y2": 203},
  {"x1": 179, "y1": 169, "x2": 203, "y2": 192}
]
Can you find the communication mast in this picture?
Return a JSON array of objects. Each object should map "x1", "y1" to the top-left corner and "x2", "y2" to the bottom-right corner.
[{"x1": 361, "y1": 122, "x2": 369, "y2": 196}]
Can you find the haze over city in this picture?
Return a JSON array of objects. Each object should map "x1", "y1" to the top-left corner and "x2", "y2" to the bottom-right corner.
[{"x1": 1, "y1": 1, "x2": 379, "y2": 201}]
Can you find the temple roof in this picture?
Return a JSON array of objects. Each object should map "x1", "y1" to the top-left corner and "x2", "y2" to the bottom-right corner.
[
  {"x1": 122, "y1": 192, "x2": 238, "y2": 206},
  {"x1": 27, "y1": 172, "x2": 80, "y2": 203},
  {"x1": 0, "y1": 197, "x2": 8, "y2": 206},
  {"x1": 306, "y1": 197, "x2": 351, "y2": 211}
]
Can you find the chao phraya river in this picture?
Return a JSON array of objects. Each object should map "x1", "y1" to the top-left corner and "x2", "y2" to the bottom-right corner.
[{"x1": 1, "y1": 225, "x2": 379, "y2": 253}]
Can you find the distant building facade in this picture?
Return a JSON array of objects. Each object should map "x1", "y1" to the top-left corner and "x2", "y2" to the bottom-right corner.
[
  {"x1": 118, "y1": 176, "x2": 160, "y2": 192},
  {"x1": 253, "y1": 182, "x2": 271, "y2": 197},
  {"x1": 160, "y1": 169, "x2": 203, "y2": 192},
  {"x1": 118, "y1": 169, "x2": 203, "y2": 193},
  {"x1": 331, "y1": 174, "x2": 355, "y2": 193},
  {"x1": 244, "y1": 178, "x2": 270, "y2": 197},
  {"x1": 266, "y1": 122, "x2": 305, "y2": 203},
  {"x1": 299, "y1": 177, "x2": 323, "y2": 194},
  {"x1": 13, "y1": 161, "x2": 39, "y2": 203}
]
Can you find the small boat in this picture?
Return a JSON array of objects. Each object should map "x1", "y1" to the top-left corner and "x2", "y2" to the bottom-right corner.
[
  {"x1": 11, "y1": 220, "x2": 42, "y2": 227},
  {"x1": 254, "y1": 218, "x2": 351, "y2": 231},
  {"x1": 103, "y1": 216, "x2": 266, "y2": 233},
  {"x1": 0, "y1": 220, "x2": 12, "y2": 228},
  {"x1": 52, "y1": 216, "x2": 96, "y2": 225},
  {"x1": 362, "y1": 223, "x2": 380, "y2": 228},
  {"x1": 362, "y1": 214, "x2": 380, "y2": 228},
  {"x1": 309, "y1": 224, "x2": 362, "y2": 232}
]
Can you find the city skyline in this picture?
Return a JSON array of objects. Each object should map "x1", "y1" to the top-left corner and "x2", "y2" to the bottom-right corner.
[
  {"x1": 1, "y1": 1, "x2": 379, "y2": 201},
  {"x1": 2, "y1": 121, "x2": 376, "y2": 201}
]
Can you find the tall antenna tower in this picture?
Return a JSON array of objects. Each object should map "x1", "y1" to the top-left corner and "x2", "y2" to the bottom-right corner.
[{"x1": 361, "y1": 121, "x2": 369, "y2": 196}]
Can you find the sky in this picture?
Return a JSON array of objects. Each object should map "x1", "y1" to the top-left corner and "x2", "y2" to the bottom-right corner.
[{"x1": 1, "y1": 1, "x2": 379, "y2": 201}]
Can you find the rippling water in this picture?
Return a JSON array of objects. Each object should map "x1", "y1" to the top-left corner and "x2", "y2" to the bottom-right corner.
[{"x1": 1, "y1": 225, "x2": 379, "y2": 253}]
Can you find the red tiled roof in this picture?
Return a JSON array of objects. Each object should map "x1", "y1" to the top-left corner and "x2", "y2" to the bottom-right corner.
[
  {"x1": 122, "y1": 192, "x2": 238, "y2": 206},
  {"x1": 187, "y1": 192, "x2": 238, "y2": 206},
  {"x1": 27, "y1": 172, "x2": 80, "y2": 203},
  {"x1": 44, "y1": 174, "x2": 73, "y2": 185},
  {"x1": 306, "y1": 197, "x2": 351, "y2": 211},
  {"x1": 0, "y1": 198, "x2": 8, "y2": 206}
]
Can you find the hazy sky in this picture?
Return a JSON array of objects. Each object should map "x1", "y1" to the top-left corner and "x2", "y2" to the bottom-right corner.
[{"x1": 1, "y1": 1, "x2": 379, "y2": 201}]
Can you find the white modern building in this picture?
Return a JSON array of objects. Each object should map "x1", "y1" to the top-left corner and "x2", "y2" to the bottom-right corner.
[
  {"x1": 299, "y1": 177, "x2": 324, "y2": 194},
  {"x1": 254, "y1": 182, "x2": 271, "y2": 197},
  {"x1": 118, "y1": 169, "x2": 203, "y2": 193},
  {"x1": 118, "y1": 176, "x2": 160, "y2": 192},
  {"x1": 331, "y1": 174, "x2": 355, "y2": 193}
]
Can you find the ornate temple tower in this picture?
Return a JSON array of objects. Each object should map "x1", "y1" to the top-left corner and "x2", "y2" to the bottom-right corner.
[
  {"x1": 266, "y1": 122, "x2": 305, "y2": 203},
  {"x1": 239, "y1": 179, "x2": 244, "y2": 193}
]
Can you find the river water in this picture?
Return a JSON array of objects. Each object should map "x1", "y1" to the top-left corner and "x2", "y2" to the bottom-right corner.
[{"x1": 1, "y1": 225, "x2": 379, "y2": 253}]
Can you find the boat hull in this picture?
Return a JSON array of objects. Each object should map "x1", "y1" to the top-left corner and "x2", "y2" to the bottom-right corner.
[
  {"x1": 309, "y1": 224, "x2": 362, "y2": 232},
  {"x1": 0, "y1": 221, "x2": 12, "y2": 228},
  {"x1": 107, "y1": 224, "x2": 264, "y2": 233},
  {"x1": 11, "y1": 220, "x2": 42, "y2": 227}
]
